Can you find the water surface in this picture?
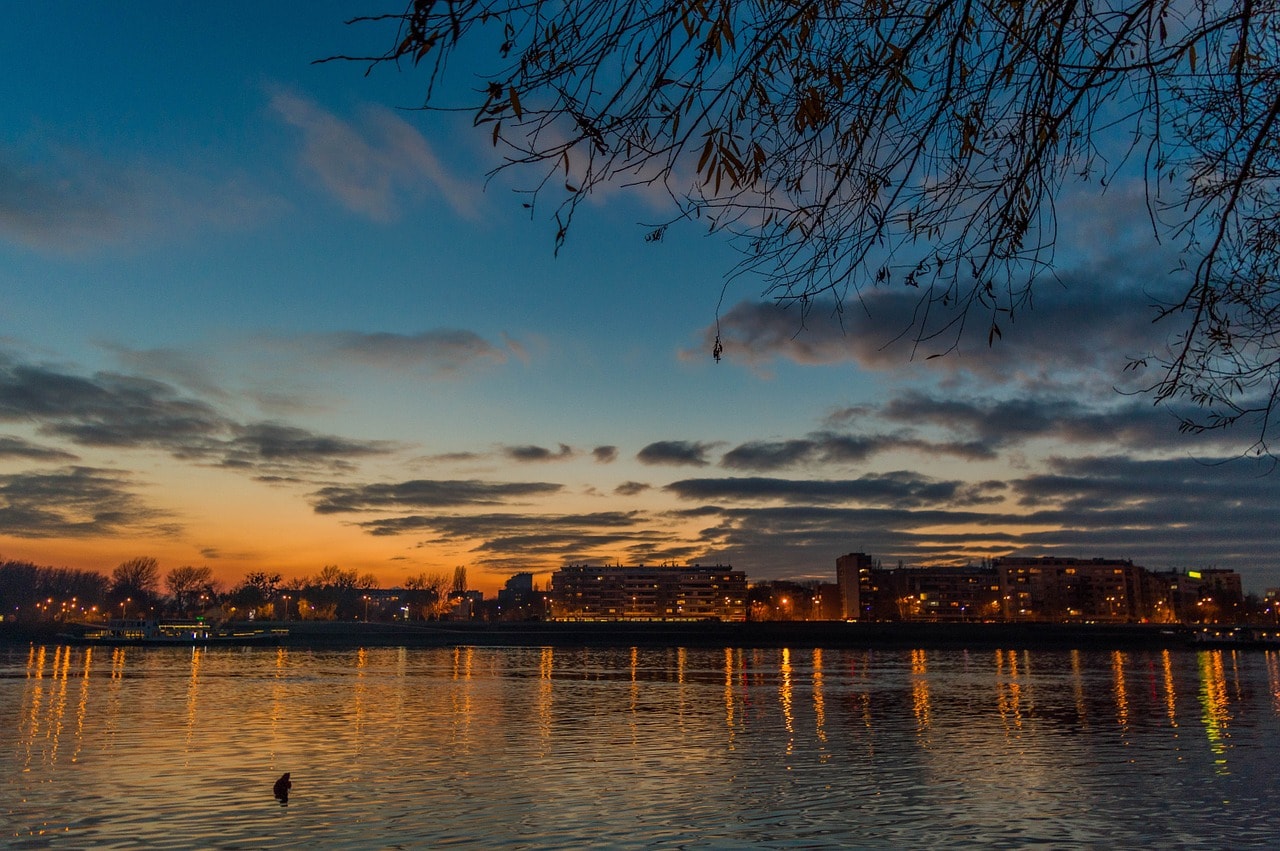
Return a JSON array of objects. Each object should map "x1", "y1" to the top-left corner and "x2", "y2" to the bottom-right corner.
[{"x1": 3, "y1": 644, "x2": 1279, "y2": 848}]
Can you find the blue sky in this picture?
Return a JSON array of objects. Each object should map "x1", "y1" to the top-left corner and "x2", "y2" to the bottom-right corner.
[{"x1": 2, "y1": 3, "x2": 1277, "y2": 594}]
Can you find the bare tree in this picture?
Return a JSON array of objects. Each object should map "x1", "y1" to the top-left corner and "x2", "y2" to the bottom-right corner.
[
  {"x1": 330, "y1": 0, "x2": 1280, "y2": 452},
  {"x1": 165, "y1": 565, "x2": 215, "y2": 615},
  {"x1": 405, "y1": 571, "x2": 451, "y2": 618},
  {"x1": 110, "y1": 556, "x2": 160, "y2": 608}
]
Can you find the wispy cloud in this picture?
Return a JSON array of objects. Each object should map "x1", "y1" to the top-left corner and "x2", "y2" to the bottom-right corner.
[
  {"x1": 269, "y1": 88, "x2": 478, "y2": 221},
  {"x1": 0, "y1": 141, "x2": 282, "y2": 253},
  {"x1": 320, "y1": 330, "x2": 511, "y2": 376}
]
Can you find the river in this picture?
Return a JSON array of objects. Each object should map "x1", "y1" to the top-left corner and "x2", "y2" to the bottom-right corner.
[{"x1": 3, "y1": 643, "x2": 1279, "y2": 848}]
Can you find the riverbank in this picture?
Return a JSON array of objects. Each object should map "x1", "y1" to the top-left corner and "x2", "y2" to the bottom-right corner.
[{"x1": 3, "y1": 619, "x2": 1195, "y2": 651}]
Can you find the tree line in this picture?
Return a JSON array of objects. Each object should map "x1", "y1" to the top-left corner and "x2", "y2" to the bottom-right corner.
[{"x1": 0, "y1": 558, "x2": 469, "y2": 623}]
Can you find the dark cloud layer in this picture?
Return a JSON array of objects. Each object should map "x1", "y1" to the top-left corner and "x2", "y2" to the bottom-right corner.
[
  {"x1": 720, "y1": 432, "x2": 995, "y2": 471},
  {"x1": 637, "y1": 440, "x2": 716, "y2": 467},
  {"x1": 311, "y1": 479, "x2": 563, "y2": 514},
  {"x1": 504, "y1": 443, "x2": 575, "y2": 463},
  {"x1": 222, "y1": 423, "x2": 392, "y2": 470},
  {"x1": 877, "y1": 392, "x2": 1233, "y2": 455},
  {"x1": 698, "y1": 268, "x2": 1184, "y2": 385},
  {"x1": 362, "y1": 509, "x2": 698, "y2": 568},
  {"x1": 359, "y1": 510, "x2": 641, "y2": 538},
  {"x1": 658, "y1": 454, "x2": 1279, "y2": 582},
  {"x1": 0, "y1": 354, "x2": 392, "y2": 475},
  {"x1": 0, "y1": 466, "x2": 174, "y2": 538},
  {"x1": 0, "y1": 360, "x2": 225, "y2": 448},
  {"x1": 0, "y1": 435, "x2": 77, "y2": 462},
  {"x1": 666, "y1": 473, "x2": 1003, "y2": 509}
]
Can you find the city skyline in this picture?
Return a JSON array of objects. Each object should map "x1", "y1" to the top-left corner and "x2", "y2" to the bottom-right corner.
[{"x1": 3, "y1": 3, "x2": 1279, "y2": 595}]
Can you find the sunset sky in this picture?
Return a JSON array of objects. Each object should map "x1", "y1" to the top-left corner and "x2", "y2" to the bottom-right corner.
[{"x1": 3, "y1": 3, "x2": 1278, "y2": 595}]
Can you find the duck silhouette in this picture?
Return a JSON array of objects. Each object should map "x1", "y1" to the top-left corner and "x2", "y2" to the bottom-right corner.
[{"x1": 273, "y1": 772, "x2": 291, "y2": 803}]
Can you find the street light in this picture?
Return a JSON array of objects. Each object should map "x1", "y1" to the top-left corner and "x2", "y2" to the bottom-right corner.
[{"x1": 363, "y1": 595, "x2": 371, "y2": 622}]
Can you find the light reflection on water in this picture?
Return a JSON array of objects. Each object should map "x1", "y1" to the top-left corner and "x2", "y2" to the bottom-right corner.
[{"x1": 3, "y1": 644, "x2": 1280, "y2": 848}]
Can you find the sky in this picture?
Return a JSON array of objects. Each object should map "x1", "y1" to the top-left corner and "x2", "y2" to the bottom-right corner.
[{"x1": 1, "y1": 3, "x2": 1277, "y2": 596}]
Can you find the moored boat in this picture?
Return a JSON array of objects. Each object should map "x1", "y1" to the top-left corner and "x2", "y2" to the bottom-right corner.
[
  {"x1": 60, "y1": 618, "x2": 287, "y2": 646},
  {"x1": 1189, "y1": 625, "x2": 1280, "y2": 648}
]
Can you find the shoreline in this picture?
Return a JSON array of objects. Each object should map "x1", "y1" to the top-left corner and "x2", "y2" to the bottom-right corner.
[{"x1": 1, "y1": 619, "x2": 1201, "y2": 651}]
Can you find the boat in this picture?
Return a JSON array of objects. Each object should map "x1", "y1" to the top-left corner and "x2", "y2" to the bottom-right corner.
[
  {"x1": 60, "y1": 618, "x2": 287, "y2": 646},
  {"x1": 1189, "y1": 625, "x2": 1280, "y2": 649}
]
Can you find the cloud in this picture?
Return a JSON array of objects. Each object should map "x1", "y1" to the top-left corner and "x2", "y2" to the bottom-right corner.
[
  {"x1": 637, "y1": 440, "x2": 717, "y2": 467},
  {"x1": 720, "y1": 439, "x2": 819, "y2": 470},
  {"x1": 311, "y1": 478, "x2": 563, "y2": 514},
  {"x1": 418, "y1": 451, "x2": 484, "y2": 464},
  {"x1": 614, "y1": 481, "x2": 650, "y2": 496},
  {"x1": 593, "y1": 445, "x2": 619, "y2": 463},
  {"x1": 877, "y1": 391, "x2": 1237, "y2": 454},
  {"x1": 0, "y1": 435, "x2": 77, "y2": 462},
  {"x1": 0, "y1": 141, "x2": 282, "y2": 253},
  {"x1": 692, "y1": 265, "x2": 1189, "y2": 396},
  {"x1": 0, "y1": 466, "x2": 175, "y2": 538},
  {"x1": 103, "y1": 344, "x2": 233, "y2": 401},
  {"x1": 719, "y1": 432, "x2": 995, "y2": 471},
  {"x1": 0, "y1": 147, "x2": 125, "y2": 250},
  {"x1": 666, "y1": 473, "x2": 1000, "y2": 509},
  {"x1": 0, "y1": 358, "x2": 228, "y2": 449},
  {"x1": 357, "y1": 510, "x2": 640, "y2": 538},
  {"x1": 0, "y1": 353, "x2": 392, "y2": 474},
  {"x1": 269, "y1": 89, "x2": 478, "y2": 221},
  {"x1": 649, "y1": 450, "x2": 1280, "y2": 581},
  {"x1": 320, "y1": 330, "x2": 511, "y2": 376},
  {"x1": 356, "y1": 509, "x2": 698, "y2": 566},
  {"x1": 221, "y1": 422, "x2": 394, "y2": 471},
  {"x1": 504, "y1": 443, "x2": 575, "y2": 463}
]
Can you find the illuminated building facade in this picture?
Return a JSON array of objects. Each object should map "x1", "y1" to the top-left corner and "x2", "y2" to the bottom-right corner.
[
  {"x1": 838, "y1": 553, "x2": 1245, "y2": 622},
  {"x1": 896, "y1": 565, "x2": 1004, "y2": 621},
  {"x1": 1145, "y1": 567, "x2": 1246, "y2": 623},
  {"x1": 995, "y1": 557, "x2": 1143, "y2": 622},
  {"x1": 550, "y1": 564, "x2": 747, "y2": 621},
  {"x1": 836, "y1": 552, "x2": 872, "y2": 619}
]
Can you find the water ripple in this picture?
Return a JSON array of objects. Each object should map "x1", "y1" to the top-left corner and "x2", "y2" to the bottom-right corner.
[{"x1": 3, "y1": 646, "x2": 1279, "y2": 847}]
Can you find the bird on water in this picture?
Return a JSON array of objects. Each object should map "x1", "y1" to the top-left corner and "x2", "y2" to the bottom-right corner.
[{"x1": 273, "y1": 772, "x2": 291, "y2": 803}]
